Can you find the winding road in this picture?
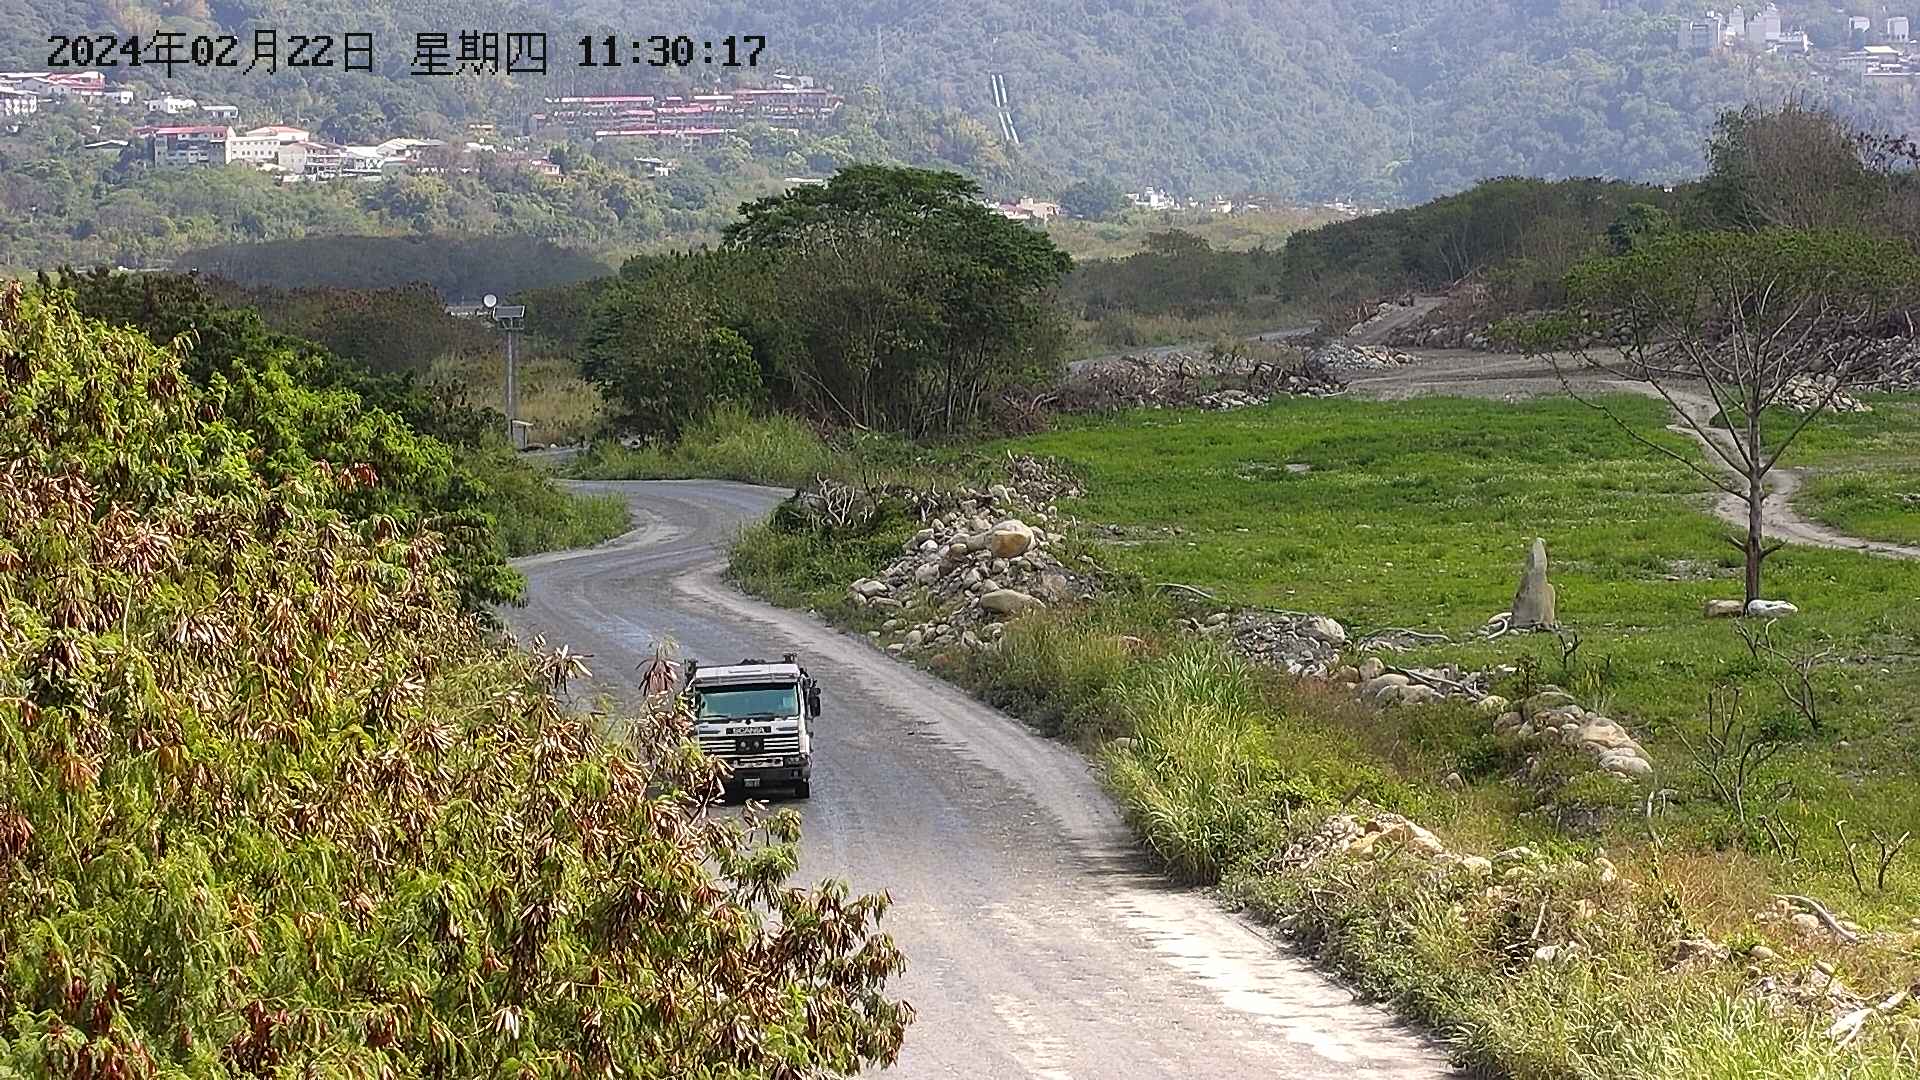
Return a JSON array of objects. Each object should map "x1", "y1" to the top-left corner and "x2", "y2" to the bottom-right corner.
[{"x1": 505, "y1": 481, "x2": 1453, "y2": 1079}]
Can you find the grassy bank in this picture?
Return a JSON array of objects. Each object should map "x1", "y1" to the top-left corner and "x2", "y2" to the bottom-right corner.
[
  {"x1": 722, "y1": 398, "x2": 1920, "y2": 1076},
  {"x1": 1046, "y1": 207, "x2": 1347, "y2": 262},
  {"x1": 567, "y1": 406, "x2": 970, "y2": 492},
  {"x1": 432, "y1": 351, "x2": 609, "y2": 447},
  {"x1": 475, "y1": 449, "x2": 632, "y2": 557}
]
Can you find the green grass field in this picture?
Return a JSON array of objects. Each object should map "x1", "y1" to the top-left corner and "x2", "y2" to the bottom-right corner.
[
  {"x1": 1045, "y1": 206, "x2": 1347, "y2": 261},
  {"x1": 1003, "y1": 395, "x2": 1920, "y2": 897},
  {"x1": 1780, "y1": 393, "x2": 1920, "y2": 546}
]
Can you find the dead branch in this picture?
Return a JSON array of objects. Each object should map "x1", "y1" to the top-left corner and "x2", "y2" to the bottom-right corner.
[
  {"x1": 1370, "y1": 628, "x2": 1454, "y2": 643},
  {"x1": 1151, "y1": 582, "x2": 1217, "y2": 602},
  {"x1": 1872, "y1": 830, "x2": 1911, "y2": 892},
  {"x1": 1835, "y1": 819, "x2": 1867, "y2": 895},
  {"x1": 1733, "y1": 619, "x2": 1829, "y2": 734},
  {"x1": 1385, "y1": 666, "x2": 1470, "y2": 694},
  {"x1": 1775, "y1": 893, "x2": 1861, "y2": 945},
  {"x1": 1674, "y1": 687, "x2": 1783, "y2": 825}
]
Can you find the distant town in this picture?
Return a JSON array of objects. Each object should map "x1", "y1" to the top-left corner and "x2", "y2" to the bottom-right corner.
[
  {"x1": 1679, "y1": 5, "x2": 1920, "y2": 83},
  {"x1": 0, "y1": 67, "x2": 1371, "y2": 224}
]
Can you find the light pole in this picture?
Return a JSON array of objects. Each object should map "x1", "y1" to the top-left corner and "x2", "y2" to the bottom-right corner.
[{"x1": 482, "y1": 294, "x2": 527, "y2": 448}]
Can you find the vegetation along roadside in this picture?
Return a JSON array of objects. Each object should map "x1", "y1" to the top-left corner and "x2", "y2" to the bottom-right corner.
[{"x1": 0, "y1": 285, "x2": 914, "y2": 1073}]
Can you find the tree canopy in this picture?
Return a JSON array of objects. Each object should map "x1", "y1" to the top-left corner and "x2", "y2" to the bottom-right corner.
[{"x1": 587, "y1": 166, "x2": 1072, "y2": 437}]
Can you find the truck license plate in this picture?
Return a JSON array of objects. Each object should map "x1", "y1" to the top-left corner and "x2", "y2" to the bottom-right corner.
[{"x1": 738, "y1": 757, "x2": 781, "y2": 769}]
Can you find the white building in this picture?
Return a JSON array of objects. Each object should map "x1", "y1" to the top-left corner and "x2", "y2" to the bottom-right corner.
[
  {"x1": 1891, "y1": 17, "x2": 1912, "y2": 43},
  {"x1": 1728, "y1": 4, "x2": 1746, "y2": 37},
  {"x1": 145, "y1": 96, "x2": 198, "y2": 115},
  {"x1": 0, "y1": 86, "x2": 36, "y2": 116},
  {"x1": 372, "y1": 137, "x2": 445, "y2": 159},
  {"x1": 1126, "y1": 186, "x2": 1177, "y2": 210},
  {"x1": 276, "y1": 141, "x2": 347, "y2": 174},
  {"x1": 1852, "y1": 16, "x2": 1873, "y2": 35},
  {"x1": 201, "y1": 104, "x2": 239, "y2": 122},
  {"x1": 223, "y1": 125, "x2": 309, "y2": 167},
  {"x1": 246, "y1": 125, "x2": 311, "y2": 143}
]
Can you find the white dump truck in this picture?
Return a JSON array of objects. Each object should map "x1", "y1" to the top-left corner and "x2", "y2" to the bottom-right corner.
[{"x1": 684, "y1": 654, "x2": 819, "y2": 799}]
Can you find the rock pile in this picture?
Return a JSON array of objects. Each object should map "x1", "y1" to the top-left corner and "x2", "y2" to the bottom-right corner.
[
  {"x1": 1489, "y1": 690, "x2": 1654, "y2": 780},
  {"x1": 1062, "y1": 348, "x2": 1345, "y2": 412},
  {"x1": 1203, "y1": 605, "x2": 1653, "y2": 784},
  {"x1": 1217, "y1": 611, "x2": 1352, "y2": 677},
  {"x1": 1309, "y1": 342, "x2": 1419, "y2": 370},
  {"x1": 1331, "y1": 656, "x2": 1494, "y2": 709},
  {"x1": 1776, "y1": 376, "x2": 1872, "y2": 414},
  {"x1": 1390, "y1": 323, "x2": 1499, "y2": 351},
  {"x1": 847, "y1": 486, "x2": 1093, "y2": 656}
]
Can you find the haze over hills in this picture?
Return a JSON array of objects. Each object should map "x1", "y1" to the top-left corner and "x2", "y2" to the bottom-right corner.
[
  {"x1": 9, "y1": 0, "x2": 1917, "y2": 203},
  {"x1": 5, "y1": 0, "x2": 1920, "y2": 273}
]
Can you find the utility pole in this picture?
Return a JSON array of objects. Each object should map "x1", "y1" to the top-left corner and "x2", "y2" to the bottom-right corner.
[{"x1": 482, "y1": 293, "x2": 528, "y2": 448}]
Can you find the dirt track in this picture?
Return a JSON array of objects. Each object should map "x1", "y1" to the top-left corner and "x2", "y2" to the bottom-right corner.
[{"x1": 1346, "y1": 350, "x2": 1920, "y2": 561}]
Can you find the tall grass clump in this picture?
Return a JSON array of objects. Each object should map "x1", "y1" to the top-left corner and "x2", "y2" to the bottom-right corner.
[
  {"x1": 956, "y1": 607, "x2": 1143, "y2": 742},
  {"x1": 1102, "y1": 646, "x2": 1292, "y2": 882},
  {"x1": 572, "y1": 406, "x2": 836, "y2": 487},
  {"x1": 471, "y1": 448, "x2": 631, "y2": 556}
]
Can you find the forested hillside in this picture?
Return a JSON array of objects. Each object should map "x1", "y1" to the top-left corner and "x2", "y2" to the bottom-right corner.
[{"x1": 9, "y1": 0, "x2": 1916, "y2": 204}]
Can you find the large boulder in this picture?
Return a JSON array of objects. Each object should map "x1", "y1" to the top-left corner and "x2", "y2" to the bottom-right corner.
[
  {"x1": 1302, "y1": 615, "x2": 1348, "y2": 645},
  {"x1": 983, "y1": 520, "x2": 1036, "y2": 558},
  {"x1": 978, "y1": 589, "x2": 1044, "y2": 616},
  {"x1": 1746, "y1": 599, "x2": 1799, "y2": 618},
  {"x1": 1510, "y1": 537, "x2": 1557, "y2": 627},
  {"x1": 851, "y1": 578, "x2": 891, "y2": 599},
  {"x1": 1703, "y1": 599, "x2": 1745, "y2": 619}
]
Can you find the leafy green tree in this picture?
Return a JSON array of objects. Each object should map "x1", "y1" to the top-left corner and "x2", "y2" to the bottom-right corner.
[
  {"x1": 723, "y1": 165, "x2": 1073, "y2": 433},
  {"x1": 1060, "y1": 178, "x2": 1126, "y2": 221},
  {"x1": 1606, "y1": 202, "x2": 1674, "y2": 255},
  {"x1": 0, "y1": 283, "x2": 913, "y2": 1076},
  {"x1": 582, "y1": 251, "x2": 784, "y2": 436}
]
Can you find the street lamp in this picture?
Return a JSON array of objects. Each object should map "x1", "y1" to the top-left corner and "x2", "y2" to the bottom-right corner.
[{"x1": 482, "y1": 293, "x2": 528, "y2": 448}]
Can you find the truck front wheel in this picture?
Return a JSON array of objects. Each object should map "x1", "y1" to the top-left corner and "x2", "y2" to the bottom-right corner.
[{"x1": 793, "y1": 779, "x2": 811, "y2": 800}]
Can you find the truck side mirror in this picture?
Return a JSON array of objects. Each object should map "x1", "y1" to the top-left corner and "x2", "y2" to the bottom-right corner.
[{"x1": 807, "y1": 687, "x2": 821, "y2": 717}]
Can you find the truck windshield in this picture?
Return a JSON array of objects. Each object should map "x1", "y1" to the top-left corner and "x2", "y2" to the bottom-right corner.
[{"x1": 696, "y1": 684, "x2": 799, "y2": 719}]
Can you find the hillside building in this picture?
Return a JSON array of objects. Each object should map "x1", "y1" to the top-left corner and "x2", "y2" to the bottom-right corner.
[
  {"x1": 0, "y1": 85, "x2": 36, "y2": 116},
  {"x1": 144, "y1": 124, "x2": 232, "y2": 165},
  {"x1": 1680, "y1": 16, "x2": 1725, "y2": 51}
]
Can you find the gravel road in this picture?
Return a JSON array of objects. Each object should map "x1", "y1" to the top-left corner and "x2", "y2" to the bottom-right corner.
[{"x1": 506, "y1": 480, "x2": 1454, "y2": 1079}]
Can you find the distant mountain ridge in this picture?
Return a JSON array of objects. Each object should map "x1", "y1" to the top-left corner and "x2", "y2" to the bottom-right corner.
[{"x1": 4, "y1": 0, "x2": 1915, "y2": 203}]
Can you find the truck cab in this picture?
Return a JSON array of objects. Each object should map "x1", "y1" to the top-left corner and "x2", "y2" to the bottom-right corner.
[{"x1": 684, "y1": 655, "x2": 819, "y2": 799}]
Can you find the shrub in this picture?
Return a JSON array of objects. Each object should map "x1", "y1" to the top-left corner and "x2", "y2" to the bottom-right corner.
[{"x1": 0, "y1": 286, "x2": 912, "y2": 1076}]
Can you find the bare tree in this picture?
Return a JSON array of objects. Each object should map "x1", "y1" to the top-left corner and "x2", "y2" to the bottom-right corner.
[
  {"x1": 1675, "y1": 686, "x2": 1787, "y2": 826},
  {"x1": 1527, "y1": 230, "x2": 1920, "y2": 603}
]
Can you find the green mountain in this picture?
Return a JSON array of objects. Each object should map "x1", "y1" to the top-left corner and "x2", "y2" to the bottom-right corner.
[{"x1": 4, "y1": 2, "x2": 1916, "y2": 212}]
